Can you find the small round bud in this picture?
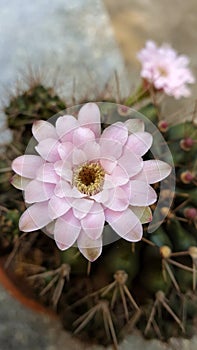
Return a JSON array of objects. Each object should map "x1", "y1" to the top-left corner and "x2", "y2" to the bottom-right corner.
[
  {"x1": 180, "y1": 138, "x2": 194, "y2": 151},
  {"x1": 160, "y1": 245, "x2": 172, "y2": 258},
  {"x1": 180, "y1": 170, "x2": 194, "y2": 184},
  {"x1": 158, "y1": 120, "x2": 169, "y2": 132},
  {"x1": 184, "y1": 207, "x2": 197, "y2": 220},
  {"x1": 118, "y1": 105, "x2": 130, "y2": 116}
]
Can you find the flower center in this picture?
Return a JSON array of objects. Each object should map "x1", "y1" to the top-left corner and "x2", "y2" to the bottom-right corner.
[
  {"x1": 158, "y1": 66, "x2": 168, "y2": 77},
  {"x1": 73, "y1": 162, "x2": 105, "y2": 196}
]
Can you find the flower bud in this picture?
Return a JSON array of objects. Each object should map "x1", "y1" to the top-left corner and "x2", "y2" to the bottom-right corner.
[
  {"x1": 184, "y1": 207, "x2": 197, "y2": 220},
  {"x1": 158, "y1": 120, "x2": 169, "y2": 133},
  {"x1": 180, "y1": 170, "x2": 194, "y2": 184},
  {"x1": 180, "y1": 137, "x2": 195, "y2": 151}
]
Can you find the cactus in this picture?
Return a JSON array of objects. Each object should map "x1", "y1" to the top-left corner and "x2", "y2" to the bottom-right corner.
[{"x1": 0, "y1": 83, "x2": 197, "y2": 348}]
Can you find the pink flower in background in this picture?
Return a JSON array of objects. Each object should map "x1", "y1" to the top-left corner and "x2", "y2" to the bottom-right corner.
[
  {"x1": 11, "y1": 103, "x2": 171, "y2": 261},
  {"x1": 137, "y1": 40, "x2": 195, "y2": 99}
]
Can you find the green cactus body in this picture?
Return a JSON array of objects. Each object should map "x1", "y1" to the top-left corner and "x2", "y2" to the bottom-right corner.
[
  {"x1": 149, "y1": 227, "x2": 173, "y2": 248},
  {"x1": 166, "y1": 122, "x2": 197, "y2": 141},
  {"x1": 166, "y1": 219, "x2": 197, "y2": 251},
  {"x1": 138, "y1": 103, "x2": 158, "y2": 124},
  {"x1": 103, "y1": 240, "x2": 140, "y2": 285}
]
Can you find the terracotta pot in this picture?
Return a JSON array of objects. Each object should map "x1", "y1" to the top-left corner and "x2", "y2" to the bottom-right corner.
[{"x1": 0, "y1": 258, "x2": 56, "y2": 318}]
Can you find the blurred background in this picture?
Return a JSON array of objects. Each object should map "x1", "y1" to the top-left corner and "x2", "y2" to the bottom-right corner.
[{"x1": 0, "y1": 1, "x2": 197, "y2": 349}]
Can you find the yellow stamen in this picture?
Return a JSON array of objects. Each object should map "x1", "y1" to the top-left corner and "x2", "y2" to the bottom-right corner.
[{"x1": 73, "y1": 162, "x2": 105, "y2": 196}]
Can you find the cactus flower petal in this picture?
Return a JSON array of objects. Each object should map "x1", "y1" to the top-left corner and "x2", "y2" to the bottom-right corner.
[
  {"x1": 12, "y1": 155, "x2": 44, "y2": 178},
  {"x1": 133, "y1": 160, "x2": 172, "y2": 184},
  {"x1": 19, "y1": 202, "x2": 51, "y2": 232},
  {"x1": 77, "y1": 230, "x2": 102, "y2": 261},
  {"x1": 78, "y1": 102, "x2": 101, "y2": 137},
  {"x1": 32, "y1": 120, "x2": 57, "y2": 142},
  {"x1": 105, "y1": 208, "x2": 143, "y2": 242},
  {"x1": 54, "y1": 210, "x2": 81, "y2": 250}
]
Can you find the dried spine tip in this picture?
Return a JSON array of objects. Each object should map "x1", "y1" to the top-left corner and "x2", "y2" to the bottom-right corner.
[
  {"x1": 160, "y1": 207, "x2": 174, "y2": 218},
  {"x1": 188, "y1": 246, "x2": 197, "y2": 260},
  {"x1": 114, "y1": 270, "x2": 128, "y2": 285},
  {"x1": 160, "y1": 245, "x2": 172, "y2": 258},
  {"x1": 160, "y1": 189, "x2": 175, "y2": 200},
  {"x1": 156, "y1": 290, "x2": 165, "y2": 300}
]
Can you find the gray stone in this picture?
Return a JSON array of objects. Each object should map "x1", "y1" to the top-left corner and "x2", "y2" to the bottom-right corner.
[
  {"x1": 0, "y1": 0, "x2": 129, "y2": 150},
  {"x1": 0, "y1": 0, "x2": 129, "y2": 104}
]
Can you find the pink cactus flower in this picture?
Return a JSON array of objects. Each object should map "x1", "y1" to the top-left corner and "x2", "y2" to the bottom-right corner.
[
  {"x1": 11, "y1": 103, "x2": 171, "y2": 261},
  {"x1": 137, "y1": 40, "x2": 195, "y2": 99}
]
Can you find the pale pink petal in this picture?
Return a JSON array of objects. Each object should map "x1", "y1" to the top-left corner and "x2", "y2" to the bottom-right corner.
[
  {"x1": 36, "y1": 163, "x2": 59, "y2": 183},
  {"x1": 100, "y1": 158, "x2": 117, "y2": 173},
  {"x1": 54, "y1": 210, "x2": 81, "y2": 250},
  {"x1": 124, "y1": 119, "x2": 145, "y2": 133},
  {"x1": 72, "y1": 198, "x2": 94, "y2": 219},
  {"x1": 100, "y1": 139, "x2": 123, "y2": 160},
  {"x1": 82, "y1": 141, "x2": 100, "y2": 161},
  {"x1": 81, "y1": 203, "x2": 105, "y2": 239},
  {"x1": 118, "y1": 148, "x2": 143, "y2": 177},
  {"x1": 105, "y1": 208, "x2": 143, "y2": 242},
  {"x1": 35, "y1": 138, "x2": 60, "y2": 162},
  {"x1": 105, "y1": 165, "x2": 129, "y2": 187},
  {"x1": 132, "y1": 160, "x2": 172, "y2": 184},
  {"x1": 101, "y1": 122, "x2": 128, "y2": 145},
  {"x1": 78, "y1": 102, "x2": 101, "y2": 137},
  {"x1": 12, "y1": 155, "x2": 44, "y2": 179},
  {"x1": 91, "y1": 187, "x2": 110, "y2": 203},
  {"x1": 58, "y1": 142, "x2": 74, "y2": 160},
  {"x1": 54, "y1": 180, "x2": 84, "y2": 199},
  {"x1": 11, "y1": 174, "x2": 31, "y2": 190},
  {"x1": 103, "y1": 178, "x2": 116, "y2": 190},
  {"x1": 19, "y1": 202, "x2": 52, "y2": 232},
  {"x1": 125, "y1": 132, "x2": 153, "y2": 156},
  {"x1": 104, "y1": 186, "x2": 129, "y2": 211},
  {"x1": 24, "y1": 180, "x2": 55, "y2": 203},
  {"x1": 32, "y1": 120, "x2": 57, "y2": 142},
  {"x1": 72, "y1": 127, "x2": 95, "y2": 147},
  {"x1": 54, "y1": 160, "x2": 73, "y2": 183},
  {"x1": 77, "y1": 230, "x2": 102, "y2": 261},
  {"x1": 55, "y1": 115, "x2": 79, "y2": 141},
  {"x1": 48, "y1": 195, "x2": 71, "y2": 220},
  {"x1": 54, "y1": 182, "x2": 65, "y2": 198},
  {"x1": 129, "y1": 180, "x2": 157, "y2": 206},
  {"x1": 72, "y1": 149, "x2": 87, "y2": 165}
]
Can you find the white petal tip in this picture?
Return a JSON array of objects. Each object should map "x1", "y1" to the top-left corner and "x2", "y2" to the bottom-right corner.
[
  {"x1": 56, "y1": 242, "x2": 69, "y2": 251},
  {"x1": 80, "y1": 247, "x2": 102, "y2": 262}
]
